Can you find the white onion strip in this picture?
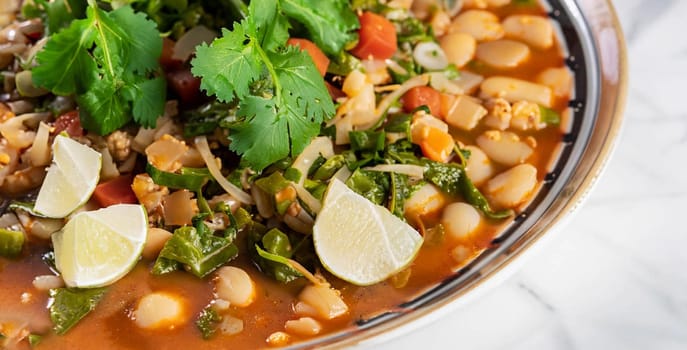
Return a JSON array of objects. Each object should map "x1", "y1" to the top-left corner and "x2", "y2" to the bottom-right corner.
[
  {"x1": 194, "y1": 136, "x2": 254, "y2": 204},
  {"x1": 374, "y1": 74, "x2": 430, "y2": 121},
  {"x1": 362, "y1": 164, "x2": 426, "y2": 179},
  {"x1": 292, "y1": 136, "x2": 334, "y2": 182}
]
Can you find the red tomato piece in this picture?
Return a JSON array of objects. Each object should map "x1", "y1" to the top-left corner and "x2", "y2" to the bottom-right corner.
[
  {"x1": 350, "y1": 12, "x2": 397, "y2": 60},
  {"x1": 167, "y1": 69, "x2": 202, "y2": 104},
  {"x1": 92, "y1": 175, "x2": 139, "y2": 208},
  {"x1": 287, "y1": 38, "x2": 330, "y2": 76},
  {"x1": 53, "y1": 110, "x2": 83, "y2": 137},
  {"x1": 402, "y1": 86, "x2": 442, "y2": 116},
  {"x1": 160, "y1": 37, "x2": 184, "y2": 71}
]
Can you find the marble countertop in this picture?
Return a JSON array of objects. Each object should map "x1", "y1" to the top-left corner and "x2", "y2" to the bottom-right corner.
[{"x1": 379, "y1": 1, "x2": 687, "y2": 349}]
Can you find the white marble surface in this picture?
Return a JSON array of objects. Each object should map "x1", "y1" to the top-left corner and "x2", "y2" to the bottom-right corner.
[{"x1": 380, "y1": 1, "x2": 687, "y2": 349}]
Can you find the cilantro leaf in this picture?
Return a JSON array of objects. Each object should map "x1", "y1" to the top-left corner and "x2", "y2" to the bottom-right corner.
[
  {"x1": 191, "y1": 0, "x2": 336, "y2": 171},
  {"x1": 32, "y1": 3, "x2": 165, "y2": 134},
  {"x1": 281, "y1": 0, "x2": 359, "y2": 55},
  {"x1": 192, "y1": 25, "x2": 263, "y2": 102}
]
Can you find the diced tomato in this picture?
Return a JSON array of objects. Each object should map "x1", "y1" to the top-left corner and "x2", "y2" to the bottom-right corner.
[
  {"x1": 350, "y1": 12, "x2": 397, "y2": 60},
  {"x1": 287, "y1": 38, "x2": 330, "y2": 76},
  {"x1": 92, "y1": 175, "x2": 139, "y2": 208},
  {"x1": 167, "y1": 69, "x2": 202, "y2": 104},
  {"x1": 418, "y1": 126, "x2": 455, "y2": 163},
  {"x1": 160, "y1": 37, "x2": 184, "y2": 71},
  {"x1": 325, "y1": 82, "x2": 346, "y2": 100},
  {"x1": 402, "y1": 86, "x2": 442, "y2": 116},
  {"x1": 53, "y1": 110, "x2": 83, "y2": 137}
]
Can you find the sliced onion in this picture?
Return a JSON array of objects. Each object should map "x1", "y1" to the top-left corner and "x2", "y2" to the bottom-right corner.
[
  {"x1": 98, "y1": 146, "x2": 120, "y2": 181},
  {"x1": 251, "y1": 185, "x2": 274, "y2": 219},
  {"x1": 194, "y1": 135, "x2": 254, "y2": 204},
  {"x1": 375, "y1": 74, "x2": 430, "y2": 121},
  {"x1": 0, "y1": 112, "x2": 49, "y2": 149},
  {"x1": 413, "y1": 41, "x2": 448, "y2": 71},
  {"x1": 292, "y1": 136, "x2": 334, "y2": 184},
  {"x1": 173, "y1": 25, "x2": 217, "y2": 62},
  {"x1": 15, "y1": 70, "x2": 48, "y2": 97},
  {"x1": 428, "y1": 71, "x2": 464, "y2": 95},
  {"x1": 452, "y1": 71, "x2": 484, "y2": 94},
  {"x1": 442, "y1": 0, "x2": 463, "y2": 17},
  {"x1": 284, "y1": 209, "x2": 314, "y2": 235},
  {"x1": 294, "y1": 183, "x2": 321, "y2": 214},
  {"x1": 363, "y1": 164, "x2": 426, "y2": 178},
  {"x1": 332, "y1": 165, "x2": 352, "y2": 183},
  {"x1": 28, "y1": 121, "x2": 50, "y2": 167}
]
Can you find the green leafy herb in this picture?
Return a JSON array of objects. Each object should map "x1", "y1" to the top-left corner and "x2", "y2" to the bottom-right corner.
[
  {"x1": 49, "y1": 287, "x2": 107, "y2": 335},
  {"x1": 458, "y1": 174, "x2": 513, "y2": 220},
  {"x1": 349, "y1": 130, "x2": 386, "y2": 153},
  {"x1": 311, "y1": 154, "x2": 346, "y2": 181},
  {"x1": 195, "y1": 306, "x2": 221, "y2": 340},
  {"x1": 32, "y1": 2, "x2": 165, "y2": 135},
  {"x1": 191, "y1": 0, "x2": 336, "y2": 171},
  {"x1": 23, "y1": 0, "x2": 86, "y2": 35},
  {"x1": 280, "y1": 0, "x2": 359, "y2": 56},
  {"x1": 0, "y1": 228, "x2": 24, "y2": 258},
  {"x1": 153, "y1": 216, "x2": 238, "y2": 278}
]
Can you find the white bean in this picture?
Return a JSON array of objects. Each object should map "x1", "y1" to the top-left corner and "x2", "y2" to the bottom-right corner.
[
  {"x1": 32, "y1": 275, "x2": 64, "y2": 291},
  {"x1": 502, "y1": 15, "x2": 554, "y2": 50},
  {"x1": 142, "y1": 227, "x2": 173, "y2": 260},
  {"x1": 441, "y1": 202, "x2": 482, "y2": 240},
  {"x1": 298, "y1": 284, "x2": 348, "y2": 320},
  {"x1": 476, "y1": 39, "x2": 530, "y2": 69},
  {"x1": 439, "y1": 32, "x2": 476, "y2": 68},
  {"x1": 480, "y1": 76, "x2": 553, "y2": 107},
  {"x1": 536, "y1": 67, "x2": 573, "y2": 97},
  {"x1": 403, "y1": 183, "x2": 446, "y2": 219},
  {"x1": 484, "y1": 163, "x2": 537, "y2": 208},
  {"x1": 215, "y1": 266, "x2": 256, "y2": 308},
  {"x1": 449, "y1": 10, "x2": 504, "y2": 42},
  {"x1": 476, "y1": 130, "x2": 533, "y2": 166},
  {"x1": 133, "y1": 292, "x2": 187, "y2": 330},
  {"x1": 444, "y1": 95, "x2": 488, "y2": 130},
  {"x1": 219, "y1": 315, "x2": 244, "y2": 336},
  {"x1": 284, "y1": 317, "x2": 322, "y2": 336},
  {"x1": 463, "y1": 145, "x2": 495, "y2": 186}
]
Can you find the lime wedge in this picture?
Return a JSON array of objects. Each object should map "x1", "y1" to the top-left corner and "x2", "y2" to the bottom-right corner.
[
  {"x1": 52, "y1": 204, "x2": 147, "y2": 288},
  {"x1": 34, "y1": 135, "x2": 102, "y2": 218},
  {"x1": 313, "y1": 179, "x2": 423, "y2": 286}
]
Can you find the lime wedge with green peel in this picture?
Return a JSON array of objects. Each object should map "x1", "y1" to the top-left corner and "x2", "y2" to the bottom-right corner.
[
  {"x1": 313, "y1": 179, "x2": 423, "y2": 286},
  {"x1": 34, "y1": 135, "x2": 102, "y2": 218},
  {"x1": 52, "y1": 204, "x2": 147, "y2": 288}
]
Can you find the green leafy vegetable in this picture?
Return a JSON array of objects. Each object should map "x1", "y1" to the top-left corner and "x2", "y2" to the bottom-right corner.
[
  {"x1": 388, "y1": 173, "x2": 410, "y2": 218},
  {"x1": 23, "y1": 0, "x2": 86, "y2": 35},
  {"x1": 0, "y1": 228, "x2": 24, "y2": 258},
  {"x1": 49, "y1": 287, "x2": 107, "y2": 335},
  {"x1": 249, "y1": 228, "x2": 303, "y2": 283},
  {"x1": 311, "y1": 155, "x2": 346, "y2": 181},
  {"x1": 153, "y1": 216, "x2": 238, "y2": 278},
  {"x1": 280, "y1": 0, "x2": 359, "y2": 55},
  {"x1": 346, "y1": 169, "x2": 389, "y2": 205},
  {"x1": 539, "y1": 105, "x2": 561, "y2": 125},
  {"x1": 191, "y1": 0, "x2": 336, "y2": 171},
  {"x1": 195, "y1": 306, "x2": 221, "y2": 340},
  {"x1": 424, "y1": 161, "x2": 512, "y2": 220},
  {"x1": 28, "y1": 333, "x2": 43, "y2": 347},
  {"x1": 32, "y1": 2, "x2": 165, "y2": 135}
]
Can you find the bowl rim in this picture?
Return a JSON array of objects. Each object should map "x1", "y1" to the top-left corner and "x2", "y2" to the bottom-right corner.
[{"x1": 293, "y1": 0, "x2": 628, "y2": 348}]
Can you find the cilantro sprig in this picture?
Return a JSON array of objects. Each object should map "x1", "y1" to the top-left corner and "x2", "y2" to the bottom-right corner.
[
  {"x1": 32, "y1": 1, "x2": 165, "y2": 135},
  {"x1": 191, "y1": 0, "x2": 341, "y2": 171}
]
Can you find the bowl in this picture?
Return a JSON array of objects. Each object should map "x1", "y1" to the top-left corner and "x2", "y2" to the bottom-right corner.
[{"x1": 294, "y1": 0, "x2": 627, "y2": 347}]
